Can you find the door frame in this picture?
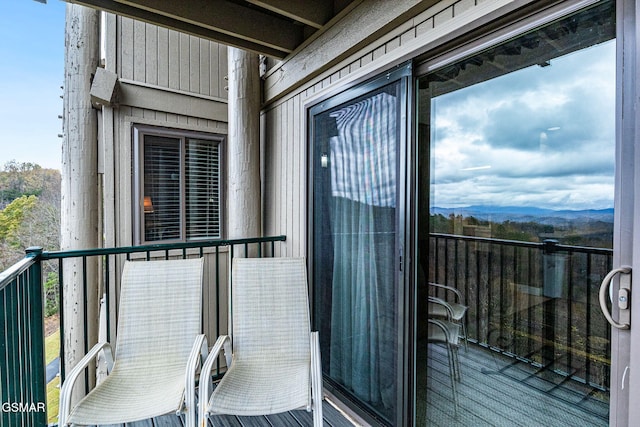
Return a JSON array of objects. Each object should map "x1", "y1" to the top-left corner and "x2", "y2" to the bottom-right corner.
[
  {"x1": 306, "y1": 63, "x2": 413, "y2": 427},
  {"x1": 614, "y1": 0, "x2": 638, "y2": 424}
]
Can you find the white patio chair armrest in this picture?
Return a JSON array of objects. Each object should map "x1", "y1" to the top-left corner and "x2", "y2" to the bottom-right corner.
[
  {"x1": 199, "y1": 335, "x2": 231, "y2": 427},
  {"x1": 428, "y1": 318, "x2": 452, "y2": 343},
  {"x1": 183, "y1": 334, "x2": 207, "y2": 425},
  {"x1": 429, "y1": 318, "x2": 460, "y2": 346},
  {"x1": 58, "y1": 341, "x2": 113, "y2": 426},
  {"x1": 429, "y1": 282, "x2": 463, "y2": 302},
  {"x1": 428, "y1": 296, "x2": 454, "y2": 320}
]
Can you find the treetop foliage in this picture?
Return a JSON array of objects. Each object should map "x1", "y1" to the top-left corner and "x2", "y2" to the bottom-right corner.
[
  {"x1": 0, "y1": 195, "x2": 38, "y2": 245},
  {"x1": 0, "y1": 160, "x2": 61, "y2": 207},
  {"x1": 0, "y1": 161, "x2": 61, "y2": 270}
]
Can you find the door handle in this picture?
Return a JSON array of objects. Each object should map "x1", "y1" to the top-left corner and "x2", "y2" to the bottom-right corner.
[{"x1": 599, "y1": 266, "x2": 632, "y2": 329}]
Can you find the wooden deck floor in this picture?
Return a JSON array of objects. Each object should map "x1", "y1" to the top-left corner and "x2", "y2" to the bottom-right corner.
[
  {"x1": 419, "y1": 341, "x2": 609, "y2": 426},
  {"x1": 71, "y1": 343, "x2": 610, "y2": 427},
  {"x1": 79, "y1": 399, "x2": 355, "y2": 427}
]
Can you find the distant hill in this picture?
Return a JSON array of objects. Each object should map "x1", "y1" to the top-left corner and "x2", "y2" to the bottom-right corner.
[{"x1": 431, "y1": 205, "x2": 614, "y2": 226}]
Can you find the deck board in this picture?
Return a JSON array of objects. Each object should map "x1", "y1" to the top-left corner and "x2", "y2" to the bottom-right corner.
[
  {"x1": 265, "y1": 411, "x2": 307, "y2": 426},
  {"x1": 421, "y1": 342, "x2": 609, "y2": 426},
  {"x1": 87, "y1": 400, "x2": 350, "y2": 427}
]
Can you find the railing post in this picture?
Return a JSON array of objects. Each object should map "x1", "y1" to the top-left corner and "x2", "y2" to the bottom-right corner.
[
  {"x1": 542, "y1": 239, "x2": 561, "y2": 372},
  {"x1": 0, "y1": 248, "x2": 47, "y2": 427},
  {"x1": 26, "y1": 247, "x2": 47, "y2": 427}
]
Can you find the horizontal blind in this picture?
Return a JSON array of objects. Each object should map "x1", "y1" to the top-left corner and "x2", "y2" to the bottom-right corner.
[
  {"x1": 143, "y1": 135, "x2": 181, "y2": 242},
  {"x1": 186, "y1": 138, "x2": 221, "y2": 239}
]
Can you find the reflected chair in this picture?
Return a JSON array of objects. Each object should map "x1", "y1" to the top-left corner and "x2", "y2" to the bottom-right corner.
[
  {"x1": 198, "y1": 257, "x2": 323, "y2": 427},
  {"x1": 427, "y1": 317, "x2": 461, "y2": 414},
  {"x1": 59, "y1": 258, "x2": 206, "y2": 427},
  {"x1": 428, "y1": 282, "x2": 468, "y2": 351}
]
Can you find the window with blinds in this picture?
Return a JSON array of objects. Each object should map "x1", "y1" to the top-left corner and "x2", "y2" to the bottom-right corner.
[
  {"x1": 186, "y1": 138, "x2": 221, "y2": 239},
  {"x1": 134, "y1": 126, "x2": 224, "y2": 244}
]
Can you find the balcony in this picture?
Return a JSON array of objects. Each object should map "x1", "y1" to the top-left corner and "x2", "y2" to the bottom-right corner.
[
  {"x1": 0, "y1": 236, "x2": 352, "y2": 427},
  {"x1": 1, "y1": 234, "x2": 613, "y2": 426}
]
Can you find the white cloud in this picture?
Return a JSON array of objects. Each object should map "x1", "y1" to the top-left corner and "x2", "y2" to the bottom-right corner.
[{"x1": 429, "y1": 40, "x2": 616, "y2": 211}]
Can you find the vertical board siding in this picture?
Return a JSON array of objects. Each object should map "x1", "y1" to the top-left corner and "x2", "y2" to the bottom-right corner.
[
  {"x1": 200, "y1": 41, "x2": 211, "y2": 95},
  {"x1": 117, "y1": 16, "x2": 228, "y2": 99},
  {"x1": 262, "y1": 96, "x2": 307, "y2": 258},
  {"x1": 133, "y1": 20, "x2": 146, "y2": 82},
  {"x1": 262, "y1": 0, "x2": 494, "y2": 258},
  {"x1": 145, "y1": 23, "x2": 158, "y2": 86},
  {"x1": 157, "y1": 27, "x2": 169, "y2": 87},
  {"x1": 119, "y1": 17, "x2": 134, "y2": 80},
  {"x1": 179, "y1": 33, "x2": 190, "y2": 92},
  {"x1": 168, "y1": 30, "x2": 180, "y2": 90}
]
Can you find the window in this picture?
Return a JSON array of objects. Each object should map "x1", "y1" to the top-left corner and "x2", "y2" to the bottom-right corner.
[{"x1": 133, "y1": 126, "x2": 224, "y2": 244}]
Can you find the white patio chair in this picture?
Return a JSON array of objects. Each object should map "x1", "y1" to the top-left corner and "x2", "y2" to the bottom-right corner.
[
  {"x1": 59, "y1": 258, "x2": 206, "y2": 426},
  {"x1": 199, "y1": 257, "x2": 323, "y2": 427},
  {"x1": 428, "y1": 282, "x2": 468, "y2": 351}
]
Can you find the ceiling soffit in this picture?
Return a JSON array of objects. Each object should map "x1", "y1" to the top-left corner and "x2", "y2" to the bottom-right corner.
[{"x1": 66, "y1": 0, "x2": 358, "y2": 59}]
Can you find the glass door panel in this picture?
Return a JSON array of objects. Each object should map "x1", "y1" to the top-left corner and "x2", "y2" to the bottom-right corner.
[
  {"x1": 416, "y1": 2, "x2": 615, "y2": 425},
  {"x1": 311, "y1": 73, "x2": 407, "y2": 425}
]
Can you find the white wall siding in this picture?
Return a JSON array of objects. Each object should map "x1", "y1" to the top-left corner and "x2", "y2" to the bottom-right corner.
[
  {"x1": 263, "y1": 92, "x2": 307, "y2": 258},
  {"x1": 117, "y1": 16, "x2": 228, "y2": 100}
]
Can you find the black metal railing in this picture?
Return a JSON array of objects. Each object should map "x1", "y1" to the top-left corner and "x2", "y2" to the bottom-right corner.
[
  {"x1": 0, "y1": 248, "x2": 47, "y2": 427},
  {"x1": 0, "y1": 236, "x2": 286, "y2": 427},
  {"x1": 427, "y1": 233, "x2": 613, "y2": 391}
]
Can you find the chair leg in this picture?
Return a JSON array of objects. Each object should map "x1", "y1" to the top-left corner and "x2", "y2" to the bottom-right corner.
[
  {"x1": 452, "y1": 346, "x2": 461, "y2": 382},
  {"x1": 445, "y1": 343, "x2": 459, "y2": 416},
  {"x1": 462, "y1": 322, "x2": 468, "y2": 352},
  {"x1": 311, "y1": 332, "x2": 323, "y2": 427}
]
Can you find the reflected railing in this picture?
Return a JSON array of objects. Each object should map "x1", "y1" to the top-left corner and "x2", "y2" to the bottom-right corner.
[{"x1": 426, "y1": 233, "x2": 613, "y2": 392}]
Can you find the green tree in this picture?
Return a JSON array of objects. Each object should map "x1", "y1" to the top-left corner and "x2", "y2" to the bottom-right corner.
[{"x1": 0, "y1": 195, "x2": 38, "y2": 246}]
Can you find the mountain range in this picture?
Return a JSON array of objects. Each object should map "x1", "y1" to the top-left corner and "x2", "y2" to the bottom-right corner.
[{"x1": 431, "y1": 205, "x2": 614, "y2": 225}]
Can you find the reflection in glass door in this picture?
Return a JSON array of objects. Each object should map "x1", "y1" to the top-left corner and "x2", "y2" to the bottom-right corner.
[
  {"x1": 416, "y1": 2, "x2": 615, "y2": 425},
  {"x1": 311, "y1": 67, "x2": 409, "y2": 425}
]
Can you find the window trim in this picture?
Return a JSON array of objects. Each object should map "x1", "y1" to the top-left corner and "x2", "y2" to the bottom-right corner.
[{"x1": 132, "y1": 124, "x2": 225, "y2": 245}]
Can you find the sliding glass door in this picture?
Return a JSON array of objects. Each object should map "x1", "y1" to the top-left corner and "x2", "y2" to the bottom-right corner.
[
  {"x1": 416, "y1": 1, "x2": 617, "y2": 425},
  {"x1": 310, "y1": 66, "x2": 410, "y2": 426}
]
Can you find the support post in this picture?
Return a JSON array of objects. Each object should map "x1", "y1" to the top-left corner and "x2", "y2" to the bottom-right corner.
[
  {"x1": 61, "y1": 3, "x2": 100, "y2": 405},
  {"x1": 227, "y1": 47, "x2": 262, "y2": 247}
]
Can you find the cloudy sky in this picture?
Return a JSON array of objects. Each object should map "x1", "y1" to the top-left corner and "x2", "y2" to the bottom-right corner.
[
  {"x1": 0, "y1": 0, "x2": 66, "y2": 170},
  {"x1": 429, "y1": 39, "x2": 616, "y2": 211}
]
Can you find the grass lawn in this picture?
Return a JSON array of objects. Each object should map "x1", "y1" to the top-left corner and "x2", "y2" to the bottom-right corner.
[
  {"x1": 45, "y1": 327, "x2": 60, "y2": 424},
  {"x1": 47, "y1": 376, "x2": 59, "y2": 424},
  {"x1": 45, "y1": 328, "x2": 59, "y2": 365}
]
